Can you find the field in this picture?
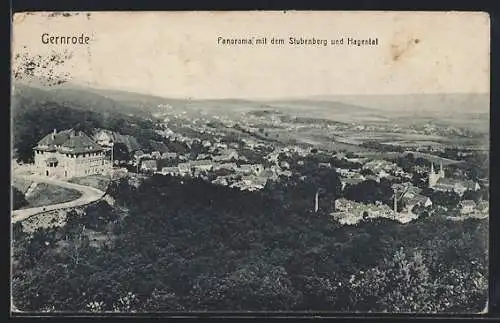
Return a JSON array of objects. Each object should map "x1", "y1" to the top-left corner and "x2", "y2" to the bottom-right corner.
[
  {"x1": 402, "y1": 151, "x2": 465, "y2": 165},
  {"x1": 357, "y1": 151, "x2": 465, "y2": 165},
  {"x1": 23, "y1": 183, "x2": 82, "y2": 209}
]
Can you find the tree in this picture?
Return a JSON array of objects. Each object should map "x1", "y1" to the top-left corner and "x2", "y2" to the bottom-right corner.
[
  {"x1": 429, "y1": 191, "x2": 460, "y2": 209},
  {"x1": 12, "y1": 187, "x2": 28, "y2": 210},
  {"x1": 349, "y1": 248, "x2": 438, "y2": 312},
  {"x1": 113, "y1": 142, "x2": 130, "y2": 161},
  {"x1": 412, "y1": 172, "x2": 429, "y2": 189},
  {"x1": 12, "y1": 222, "x2": 25, "y2": 241},
  {"x1": 344, "y1": 180, "x2": 393, "y2": 206}
]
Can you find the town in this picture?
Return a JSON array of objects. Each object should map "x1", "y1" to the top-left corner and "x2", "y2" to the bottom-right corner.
[{"x1": 16, "y1": 100, "x2": 489, "y2": 228}]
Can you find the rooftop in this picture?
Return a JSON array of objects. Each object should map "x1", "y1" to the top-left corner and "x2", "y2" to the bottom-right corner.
[{"x1": 36, "y1": 129, "x2": 103, "y2": 154}]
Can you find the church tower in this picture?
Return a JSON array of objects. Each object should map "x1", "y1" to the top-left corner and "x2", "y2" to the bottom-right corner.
[
  {"x1": 428, "y1": 161, "x2": 445, "y2": 188},
  {"x1": 429, "y1": 162, "x2": 438, "y2": 188},
  {"x1": 439, "y1": 160, "x2": 445, "y2": 178}
]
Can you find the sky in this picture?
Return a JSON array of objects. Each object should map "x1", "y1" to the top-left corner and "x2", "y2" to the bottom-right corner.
[{"x1": 12, "y1": 11, "x2": 490, "y2": 99}]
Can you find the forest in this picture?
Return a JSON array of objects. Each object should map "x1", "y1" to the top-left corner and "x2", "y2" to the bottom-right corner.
[
  {"x1": 12, "y1": 85, "x2": 165, "y2": 163},
  {"x1": 10, "y1": 84, "x2": 489, "y2": 313},
  {"x1": 11, "y1": 172, "x2": 488, "y2": 313}
]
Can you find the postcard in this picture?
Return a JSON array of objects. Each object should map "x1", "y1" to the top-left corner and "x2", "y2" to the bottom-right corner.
[{"x1": 11, "y1": 11, "x2": 490, "y2": 314}]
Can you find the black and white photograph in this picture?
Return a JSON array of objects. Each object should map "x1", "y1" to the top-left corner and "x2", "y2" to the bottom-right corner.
[{"x1": 10, "y1": 11, "x2": 490, "y2": 314}]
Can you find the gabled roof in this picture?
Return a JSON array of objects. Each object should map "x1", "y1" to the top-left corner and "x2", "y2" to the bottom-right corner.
[
  {"x1": 190, "y1": 159, "x2": 213, "y2": 166},
  {"x1": 36, "y1": 129, "x2": 103, "y2": 154},
  {"x1": 477, "y1": 201, "x2": 489, "y2": 210},
  {"x1": 460, "y1": 200, "x2": 476, "y2": 207},
  {"x1": 141, "y1": 160, "x2": 157, "y2": 168},
  {"x1": 37, "y1": 129, "x2": 74, "y2": 146}
]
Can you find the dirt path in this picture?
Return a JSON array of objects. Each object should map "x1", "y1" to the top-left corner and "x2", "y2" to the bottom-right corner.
[{"x1": 12, "y1": 174, "x2": 105, "y2": 223}]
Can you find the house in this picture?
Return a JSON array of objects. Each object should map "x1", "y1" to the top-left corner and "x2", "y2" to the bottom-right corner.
[
  {"x1": 404, "y1": 195, "x2": 432, "y2": 210},
  {"x1": 133, "y1": 150, "x2": 145, "y2": 160},
  {"x1": 212, "y1": 177, "x2": 229, "y2": 186},
  {"x1": 196, "y1": 153, "x2": 211, "y2": 160},
  {"x1": 434, "y1": 178, "x2": 480, "y2": 196},
  {"x1": 213, "y1": 149, "x2": 239, "y2": 162},
  {"x1": 478, "y1": 178, "x2": 489, "y2": 189},
  {"x1": 93, "y1": 129, "x2": 114, "y2": 147},
  {"x1": 230, "y1": 175, "x2": 268, "y2": 191},
  {"x1": 162, "y1": 152, "x2": 178, "y2": 159},
  {"x1": 33, "y1": 129, "x2": 108, "y2": 178},
  {"x1": 161, "y1": 166, "x2": 179, "y2": 176},
  {"x1": 459, "y1": 200, "x2": 476, "y2": 215},
  {"x1": 337, "y1": 168, "x2": 351, "y2": 176},
  {"x1": 214, "y1": 163, "x2": 237, "y2": 171},
  {"x1": 477, "y1": 201, "x2": 489, "y2": 214},
  {"x1": 280, "y1": 161, "x2": 291, "y2": 169},
  {"x1": 190, "y1": 160, "x2": 213, "y2": 174},
  {"x1": 333, "y1": 198, "x2": 394, "y2": 220},
  {"x1": 151, "y1": 151, "x2": 162, "y2": 159},
  {"x1": 334, "y1": 198, "x2": 356, "y2": 212},
  {"x1": 178, "y1": 162, "x2": 192, "y2": 175},
  {"x1": 236, "y1": 164, "x2": 263, "y2": 176},
  {"x1": 140, "y1": 159, "x2": 158, "y2": 172}
]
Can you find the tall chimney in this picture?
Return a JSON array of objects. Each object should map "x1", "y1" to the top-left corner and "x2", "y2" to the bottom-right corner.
[
  {"x1": 52, "y1": 129, "x2": 56, "y2": 139},
  {"x1": 314, "y1": 190, "x2": 319, "y2": 213},
  {"x1": 394, "y1": 193, "x2": 397, "y2": 214}
]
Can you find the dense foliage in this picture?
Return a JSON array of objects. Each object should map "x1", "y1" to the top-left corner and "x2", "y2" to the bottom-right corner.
[
  {"x1": 12, "y1": 174, "x2": 488, "y2": 313},
  {"x1": 12, "y1": 85, "x2": 165, "y2": 163},
  {"x1": 12, "y1": 187, "x2": 29, "y2": 210}
]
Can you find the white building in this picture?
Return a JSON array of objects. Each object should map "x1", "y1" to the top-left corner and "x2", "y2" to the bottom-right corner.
[{"x1": 33, "y1": 129, "x2": 108, "y2": 178}]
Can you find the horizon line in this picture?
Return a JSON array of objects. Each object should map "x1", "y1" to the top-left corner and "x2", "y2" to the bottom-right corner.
[{"x1": 13, "y1": 81, "x2": 490, "y2": 102}]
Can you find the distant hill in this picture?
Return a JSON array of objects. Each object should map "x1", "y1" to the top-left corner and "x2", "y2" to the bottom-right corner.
[
  {"x1": 11, "y1": 83, "x2": 166, "y2": 162},
  {"x1": 305, "y1": 93, "x2": 490, "y2": 114},
  {"x1": 12, "y1": 82, "x2": 164, "y2": 118}
]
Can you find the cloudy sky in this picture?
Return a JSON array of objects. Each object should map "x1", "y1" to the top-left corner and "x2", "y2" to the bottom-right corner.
[{"x1": 12, "y1": 11, "x2": 490, "y2": 99}]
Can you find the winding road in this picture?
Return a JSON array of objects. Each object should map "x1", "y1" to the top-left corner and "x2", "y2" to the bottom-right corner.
[{"x1": 12, "y1": 175, "x2": 106, "y2": 224}]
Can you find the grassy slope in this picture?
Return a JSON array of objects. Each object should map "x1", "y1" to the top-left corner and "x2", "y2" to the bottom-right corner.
[
  {"x1": 23, "y1": 183, "x2": 82, "y2": 208},
  {"x1": 68, "y1": 175, "x2": 111, "y2": 192}
]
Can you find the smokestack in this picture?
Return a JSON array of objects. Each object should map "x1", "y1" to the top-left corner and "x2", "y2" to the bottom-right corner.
[
  {"x1": 52, "y1": 129, "x2": 56, "y2": 139},
  {"x1": 314, "y1": 190, "x2": 319, "y2": 213}
]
